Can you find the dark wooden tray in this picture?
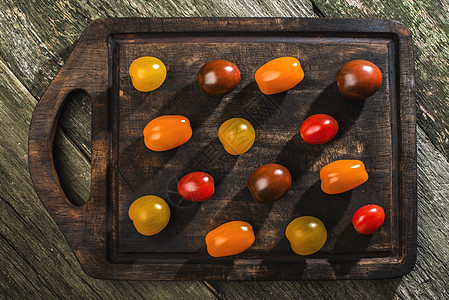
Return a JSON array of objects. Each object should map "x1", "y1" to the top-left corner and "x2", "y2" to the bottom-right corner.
[{"x1": 28, "y1": 18, "x2": 416, "y2": 280}]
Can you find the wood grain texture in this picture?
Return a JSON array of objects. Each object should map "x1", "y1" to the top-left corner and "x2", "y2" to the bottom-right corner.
[
  {"x1": 312, "y1": 0, "x2": 449, "y2": 161},
  {"x1": 0, "y1": 54, "x2": 217, "y2": 300},
  {"x1": 0, "y1": 0, "x2": 447, "y2": 297},
  {"x1": 28, "y1": 18, "x2": 416, "y2": 280},
  {"x1": 209, "y1": 126, "x2": 449, "y2": 299},
  {"x1": 0, "y1": 0, "x2": 314, "y2": 98}
]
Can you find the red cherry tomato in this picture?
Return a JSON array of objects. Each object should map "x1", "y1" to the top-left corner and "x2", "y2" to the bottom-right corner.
[
  {"x1": 300, "y1": 114, "x2": 338, "y2": 144},
  {"x1": 177, "y1": 172, "x2": 215, "y2": 202},
  {"x1": 352, "y1": 204, "x2": 385, "y2": 235}
]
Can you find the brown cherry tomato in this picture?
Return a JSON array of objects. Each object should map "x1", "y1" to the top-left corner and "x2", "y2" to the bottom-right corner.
[
  {"x1": 143, "y1": 115, "x2": 192, "y2": 151},
  {"x1": 247, "y1": 163, "x2": 292, "y2": 203},
  {"x1": 197, "y1": 60, "x2": 240, "y2": 96},
  {"x1": 300, "y1": 114, "x2": 339, "y2": 144},
  {"x1": 255, "y1": 57, "x2": 304, "y2": 95},
  {"x1": 205, "y1": 221, "x2": 255, "y2": 257},
  {"x1": 352, "y1": 204, "x2": 385, "y2": 235},
  {"x1": 320, "y1": 160, "x2": 369, "y2": 194},
  {"x1": 336, "y1": 60, "x2": 382, "y2": 100}
]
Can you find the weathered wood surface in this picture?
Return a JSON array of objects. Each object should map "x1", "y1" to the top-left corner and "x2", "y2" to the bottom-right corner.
[
  {"x1": 28, "y1": 17, "x2": 416, "y2": 280},
  {"x1": 0, "y1": 0, "x2": 447, "y2": 298}
]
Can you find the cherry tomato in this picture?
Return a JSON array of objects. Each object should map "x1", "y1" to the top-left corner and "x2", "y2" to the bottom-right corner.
[
  {"x1": 247, "y1": 164, "x2": 292, "y2": 203},
  {"x1": 336, "y1": 60, "x2": 382, "y2": 100},
  {"x1": 255, "y1": 57, "x2": 304, "y2": 95},
  {"x1": 286, "y1": 216, "x2": 327, "y2": 255},
  {"x1": 300, "y1": 114, "x2": 338, "y2": 144},
  {"x1": 352, "y1": 204, "x2": 385, "y2": 234},
  {"x1": 129, "y1": 56, "x2": 166, "y2": 92},
  {"x1": 197, "y1": 60, "x2": 240, "y2": 97},
  {"x1": 128, "y1": 195, "x2": 170, "y2": 236},
  {"x1": 177, "y1": 172, "x2": 215, "y2": 202},
  {"x1": 143, "y1": 115, "x2": 192, "y2": 151},
  {"x1": 218, "y1": 118, "x2": 255, "y2": 155},
  {"x1": 205, "y1": 221, "x2": 255, "y2": 257},
  {"x1": 320, "y1": 160, "x2": 369, "y2": 194}
]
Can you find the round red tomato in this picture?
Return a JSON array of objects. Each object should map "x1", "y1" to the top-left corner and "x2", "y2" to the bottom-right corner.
[
  {"x1": 352, "y1": 204, "x2": 385, "y2": 235},
  {"x1": 300, "y1": 114, "x2": 338, "y2": 144},
  {"x1": 177, "y1": 172, "x2": 215, "y2": 202}
]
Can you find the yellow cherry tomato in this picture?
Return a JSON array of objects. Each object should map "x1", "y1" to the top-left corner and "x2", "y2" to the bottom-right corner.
[
  {"x1": 285, "y1": 216, "x2": 327, "y2": 255},
  {"x1": 128, "y1": 195, "x2": 170, "y2": 236},
  {"x1": 129, "y1": 56, "x2": 167, "y2": 92},
  {"x1": 218, "y1": 118, "x2": 255, "y2": 155}
]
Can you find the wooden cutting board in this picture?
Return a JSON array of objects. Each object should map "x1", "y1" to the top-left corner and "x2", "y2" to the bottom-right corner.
[{"x1": 28, "y1": 18, "x2": 416, "y2": 280}]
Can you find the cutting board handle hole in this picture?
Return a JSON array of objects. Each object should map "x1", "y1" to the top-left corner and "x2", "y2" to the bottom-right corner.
[{"x1": 53, "y1": 89, "x2": 92, "y2": 206}]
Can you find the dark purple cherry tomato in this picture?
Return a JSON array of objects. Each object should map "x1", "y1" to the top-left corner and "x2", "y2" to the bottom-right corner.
[
  {"x1": 336, "y1": 60, "x2": 382, "y2": 100},
  {"x1": 177, "y1": 172, "x2": 215, "y2": 202},
  {"x1": 352, "y1": 204, "x2": 385, "y2": 235},
  {"x1": 300, "y1": 114, "x2": 338, "y2": 144},
  {"x1": 197, "y1": 60, "x2": 240, "y2": 97},
  {"x1": 247, "y1": 164, "x2": 292, "y2": 203}
]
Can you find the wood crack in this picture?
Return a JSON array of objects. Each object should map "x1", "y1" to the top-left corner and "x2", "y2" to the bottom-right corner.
[
  {"x1": 201, "y1": 281, "x2": 222, "y2": 300},
  {"x1": 310, "y1": 0, "x2": 326, "y2": 17},
  {"x1": 58, "y1": 125, "x2": 92, "y2": 162}
]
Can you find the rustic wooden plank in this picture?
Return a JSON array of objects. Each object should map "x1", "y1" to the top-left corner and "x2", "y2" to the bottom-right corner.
[
  {"x1": 209, "y1": 126, "x2": 449, "y2": 299},
  {"x1": 28, "y1": 17, "x2": 416, "y2": 280},
  {"x1": 58, "y1": 90, "x2": 92, "y2": 157},
  {"x1": 0, "y1": 0, "x2": 446, "y2": 297},
  {"x1": 0, "y1": 57, "x2": 215, "y2": 299},
  {"x1": 53, "y1": 127, "x2": 90, "y2": 206},
  {"x1": 0, "y1": 0, "x2": 315, "y2": 164},
  {"x1": 311, "y1": 0, "x2": 449, "y2": 159}
]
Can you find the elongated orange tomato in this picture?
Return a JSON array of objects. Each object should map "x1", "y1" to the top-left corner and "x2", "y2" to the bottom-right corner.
[
  {"x1": 255, "y1": 57, "x2": 304, "y2": 95},
  {"x1": 320, "y1": 160, "x2": 369, "y2": 194},
  {"x1": 205, "y1": 221, "x2": 255, "y2": 257},
  {"x1": 143, "y1": 115, "x2": 192, "y2": 151}
]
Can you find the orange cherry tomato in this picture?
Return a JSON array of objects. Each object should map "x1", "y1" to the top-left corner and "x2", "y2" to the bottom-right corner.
[
  {"x1": 143, "y1": 115, "x2": 192, "y2": 151},
  {"x1": 320, "y1": 160, "x2": 369, "y2": 194},
  {"x1": 205, "y1": 221, "x2": 255, "y2": 257},
  {"x1": 255, "y1": 57, "x2": 304, "y2": 95}
]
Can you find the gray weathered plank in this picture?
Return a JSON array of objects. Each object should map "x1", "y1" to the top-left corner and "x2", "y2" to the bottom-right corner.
[
  {"x1": 57, "y1": 90, "x2": 92, "y2": 157},
  {"x1": 53, "y1": 126, "x2": 90, "y2": 206},
  {"x1": 0, "y1": 0, "x2": 448, "y2": 298},
  {"x1": 312, "y1": 0, "x2": 449, "y2": 160},
  {"x1": 0, "y1": 0, "x2": 315, "y2": 160},
  {"x1": 0, "y1": 57, "x2": 215, "y2": 299}
]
